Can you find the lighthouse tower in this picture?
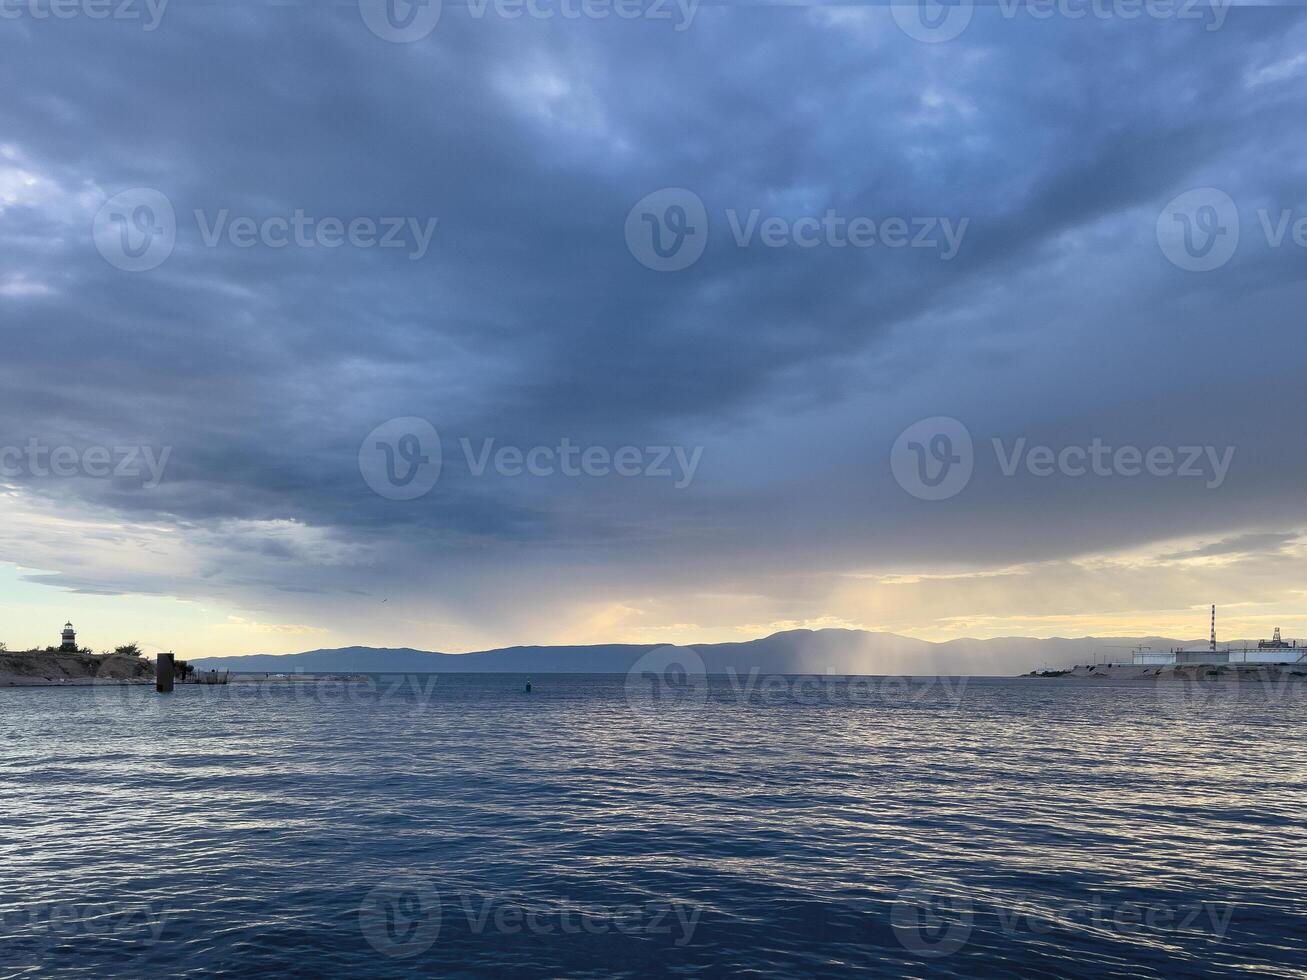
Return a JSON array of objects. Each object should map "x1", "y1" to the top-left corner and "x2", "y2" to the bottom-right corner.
[{"x1": 59, "y1": 621, "x2": 77, "y2": 652}]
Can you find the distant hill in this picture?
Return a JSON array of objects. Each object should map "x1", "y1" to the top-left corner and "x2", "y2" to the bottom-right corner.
[{"x1": 189, "y1": 628, "x2": 1233, "y2": 676}]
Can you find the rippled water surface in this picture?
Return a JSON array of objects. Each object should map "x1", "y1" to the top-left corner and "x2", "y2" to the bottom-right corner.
[{"x1": 2, "y1": 674, "x2": 1305, "y2": 977}]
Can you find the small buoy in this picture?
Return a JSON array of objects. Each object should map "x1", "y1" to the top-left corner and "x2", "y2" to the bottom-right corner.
[{"x1": 525, "y1": 679, "x2": 532, "y2": 693}]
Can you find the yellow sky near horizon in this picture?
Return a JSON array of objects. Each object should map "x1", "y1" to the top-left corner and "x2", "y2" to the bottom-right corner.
[{"x1": 3, "y1": 527, "x2": 1304, "y2": 657}]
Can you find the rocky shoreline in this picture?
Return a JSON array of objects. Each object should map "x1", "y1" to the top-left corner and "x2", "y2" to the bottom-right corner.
[
  {"x1": 0, "y1": 651, "x2": 156, "y2": 687},
  {"x1": 1023, "y1": 662, "x2": 1307, "y2": 681}
]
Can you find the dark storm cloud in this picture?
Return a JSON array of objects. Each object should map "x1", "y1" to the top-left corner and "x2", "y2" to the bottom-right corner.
[{"x1": 2, "y1": 4, "x2": 1307, "y2": 615}]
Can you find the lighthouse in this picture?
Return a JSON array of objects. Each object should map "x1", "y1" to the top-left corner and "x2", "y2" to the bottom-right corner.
[{"x1": 59, "y1": 621, "x2": 77, "y2": 652}]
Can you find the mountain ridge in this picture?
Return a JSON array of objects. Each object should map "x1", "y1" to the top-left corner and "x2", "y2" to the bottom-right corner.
[{"x1": 189, "y1": 627, "x2": 1256, "y2": 676}]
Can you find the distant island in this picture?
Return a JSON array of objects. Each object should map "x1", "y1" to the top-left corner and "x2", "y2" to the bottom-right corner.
[{"x1": 188, "y1": 627, "x2": 1307, "y2": 677}]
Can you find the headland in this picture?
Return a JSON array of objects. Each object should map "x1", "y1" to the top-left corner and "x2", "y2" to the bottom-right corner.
[{"x1": 0, "y1": 650, "x2": 156, "y2": 687}]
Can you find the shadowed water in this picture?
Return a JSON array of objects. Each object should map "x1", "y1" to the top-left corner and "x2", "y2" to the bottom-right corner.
[{"x1": 2, "y1": 674, "x2": 1305, "y2": 977}]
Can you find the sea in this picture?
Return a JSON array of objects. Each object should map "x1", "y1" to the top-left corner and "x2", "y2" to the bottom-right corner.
[{"x1": 2, "y1": 673, "x2": 1305, "y2": 978}]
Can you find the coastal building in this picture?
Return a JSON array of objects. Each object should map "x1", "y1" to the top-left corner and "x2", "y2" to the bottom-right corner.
[
  {"x1": 1132, "y1": 647, "x2": 1173, "y2": 666},
  {"x1": 59, "y1": 621, "x2": 77, "y2": 653},
  {"x1": 1131, "y1": 606, "x2": 1305, "y2": 666}
]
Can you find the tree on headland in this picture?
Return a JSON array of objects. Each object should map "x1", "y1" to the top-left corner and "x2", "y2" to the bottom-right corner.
[
  {"x1": 113, "y1": 643, "x2": 143, "y2": 657},
  {"x1": 175, "y1": 659, "x2": 195, "y2": 682}
]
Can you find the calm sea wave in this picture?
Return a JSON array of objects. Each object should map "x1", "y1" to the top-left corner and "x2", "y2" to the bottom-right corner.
[{"x1": 2, "y1": 674, "x2": 1305, "y2": 977}]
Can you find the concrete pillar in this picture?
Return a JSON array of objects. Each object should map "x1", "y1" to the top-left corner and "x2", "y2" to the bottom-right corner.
[{"x1": 157, "y1": 652, "x2": 174, "y2": 693}]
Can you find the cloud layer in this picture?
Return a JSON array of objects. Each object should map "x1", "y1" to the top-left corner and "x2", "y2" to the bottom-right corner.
[{"x1": 2, "y1": 4, "x2": 1306, "y2": 653}]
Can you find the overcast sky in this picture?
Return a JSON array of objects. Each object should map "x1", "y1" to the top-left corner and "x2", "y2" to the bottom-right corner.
[{"x1": 2, "y1": 1, "x2": 1306, "y2": 656}]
